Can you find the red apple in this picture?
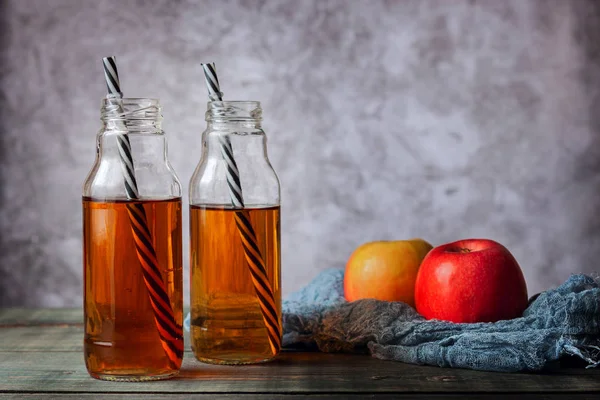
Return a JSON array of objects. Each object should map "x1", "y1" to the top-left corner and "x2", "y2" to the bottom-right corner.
[{"x1": 414, "y1": 239, "x2": 528, "y2": 323}]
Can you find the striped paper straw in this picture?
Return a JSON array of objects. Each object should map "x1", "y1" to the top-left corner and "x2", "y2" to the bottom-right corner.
[
  {"x1": 201, "y1": 62, "x2": 282, "y2": 354},
  {"x1": 102, "y1": 56, "x2": 183, "y2": 365}
]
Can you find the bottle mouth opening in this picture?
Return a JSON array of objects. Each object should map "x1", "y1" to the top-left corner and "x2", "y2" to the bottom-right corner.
[
  {"x1": 101, "y1": 97, "x2": 162, "y2": 122},
  {"x1": 206, "y1": 101, "x2": 262, "y2": 122}
]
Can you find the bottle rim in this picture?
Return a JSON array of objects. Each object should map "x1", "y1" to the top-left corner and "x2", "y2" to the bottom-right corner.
[
  {"x1": 102, "y1": 97, "x2": 160, "y2": 103},
  {"x1": 206, "y1": 101, "x2": 262, "y2": 122},
  {"x1": 101, "y1": 97, "x2": 162, "y2": 123}
]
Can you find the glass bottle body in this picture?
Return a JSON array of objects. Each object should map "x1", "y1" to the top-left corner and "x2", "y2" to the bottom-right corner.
[
  {"x1": 189, "y1": 101, "x2": 281, "y2": 364},
  {"x1": 83, "y1": 98, "x2": 183, "y2": 381}
]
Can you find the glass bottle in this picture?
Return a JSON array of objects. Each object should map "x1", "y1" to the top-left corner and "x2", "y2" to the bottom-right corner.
[
  {"x1": 189, "y1": 101, "x2": 281, "y2": 364},
  {"x1": 82, "y1": 98, "x2": 183, "y2": 381}
]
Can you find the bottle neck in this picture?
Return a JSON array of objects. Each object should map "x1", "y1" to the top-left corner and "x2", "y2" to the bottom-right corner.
[
  {"x1": 97, "y1": 97, "x2": 167, "y2": 164},
  {"x1": 101, "y1": 97, "x2": 163, "y2": 133},
  {"x1": 207, "y1": 120, "x2": 262, "y2": 131},
  {"x1": 205, "y1": 101, "x2": 262, "y2": 130}
]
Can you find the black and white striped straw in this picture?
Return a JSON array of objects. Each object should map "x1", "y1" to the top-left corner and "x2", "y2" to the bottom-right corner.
[
  {"x1": 101, "y1": 56, "x2": 183, "y2": 365},
  {"x1": 102, "y1": 56, "x2": 122, "y2": 97},
  {"x1": 201, "y1": 62, "x2": 223, "y2": 102},
  {"x1": 201, "y1": 62, "x2": 282, "y2": 354},
  {"x1": 102, "y1": 56, "x2": 139, "y2": 199},
  {"x1": 201, "y1": 63, "x2": 243, "y2": 207}
]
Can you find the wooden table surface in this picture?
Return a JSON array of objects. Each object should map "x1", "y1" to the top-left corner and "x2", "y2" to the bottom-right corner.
[{"x1": 0, "y1": 309, "x2": 598, "y2": 399}]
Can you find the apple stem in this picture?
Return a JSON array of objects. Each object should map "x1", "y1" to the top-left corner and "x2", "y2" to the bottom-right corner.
[{"x1": 459, "y1": 248, "x2": 472, "y2": 253}]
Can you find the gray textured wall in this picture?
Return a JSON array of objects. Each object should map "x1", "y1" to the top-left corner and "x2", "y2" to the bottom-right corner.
[{"x1": 1, "y1": 0, "x2": 599, "y2": 307}]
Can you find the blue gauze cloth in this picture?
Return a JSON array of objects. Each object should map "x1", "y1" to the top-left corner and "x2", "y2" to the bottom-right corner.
[{"x1": 184, "y1": 269, "x2": 600, "y2": 372}]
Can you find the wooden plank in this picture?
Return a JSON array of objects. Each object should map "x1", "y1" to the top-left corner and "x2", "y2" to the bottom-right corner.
[
  {"x1": 1, "y1": 309, "x2": 599, "y2": 396},
  {"x1": 0, "y1": 351, "x2": 599, "y2": 394},
  {"x1": 2, "y1": 395, "x2": 600, "y2": 400},
  {"x1": 0, "y1": 309, "x2": 82, "y2": 326},
  {"x1": 0, "y1": 326, "x2": 82, "y2": 352}
]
